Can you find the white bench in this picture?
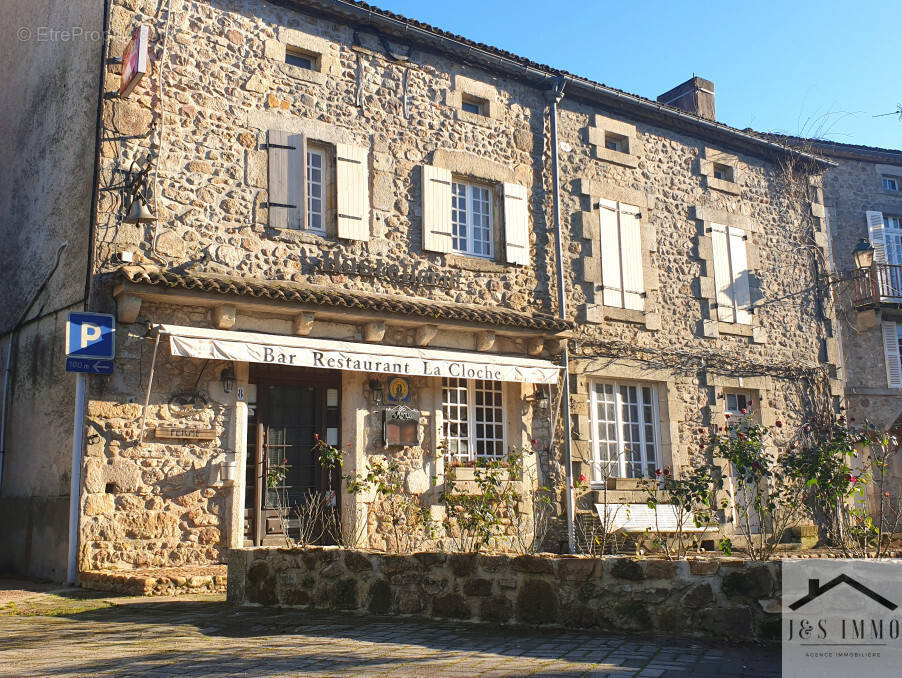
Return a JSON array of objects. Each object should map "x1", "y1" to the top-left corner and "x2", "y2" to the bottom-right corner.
[{"x1": 596, "y1": 503, "x2": 717, "y2": 554}]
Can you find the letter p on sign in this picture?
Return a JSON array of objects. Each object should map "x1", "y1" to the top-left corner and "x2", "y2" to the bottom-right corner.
[{"x1": 66, "y1": 312, "x2": 116, "y2": 360}]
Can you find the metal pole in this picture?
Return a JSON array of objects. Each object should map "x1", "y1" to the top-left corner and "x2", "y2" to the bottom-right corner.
[
  {"x1": 549, "y1": 77, "x2": 576, "y2": 554},
  {"x1": 67, "y1": 373, "x2": 86, "y2": 584},
  {"x1": 138, "y1": 332, "x2": 161, "y2": 443}
]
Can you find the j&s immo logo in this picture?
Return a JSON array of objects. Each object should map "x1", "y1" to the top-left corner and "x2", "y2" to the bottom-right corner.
[{"x1": 783, "y1": 560, "x2": 902, "y2": 677}]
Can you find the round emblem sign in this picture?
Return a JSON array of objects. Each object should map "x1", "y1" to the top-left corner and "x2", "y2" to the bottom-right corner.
[{"x1": 387, "y1": 376, "x2": 410, "y2": 403}]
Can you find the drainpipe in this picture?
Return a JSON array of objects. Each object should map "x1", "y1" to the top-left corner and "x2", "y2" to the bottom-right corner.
[{"x1": 548, "y1": 76, "x2": 576, "y2": 554}]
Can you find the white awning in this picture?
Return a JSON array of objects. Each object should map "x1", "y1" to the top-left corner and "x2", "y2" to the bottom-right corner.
[{"x1": 158, "y1": 324, "x2": 562, "y2": 385}]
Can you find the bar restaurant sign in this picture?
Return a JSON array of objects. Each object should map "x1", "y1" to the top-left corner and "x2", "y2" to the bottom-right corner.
[{"x1": 316, "y1": 252, "x2": 462, "y2": 289}]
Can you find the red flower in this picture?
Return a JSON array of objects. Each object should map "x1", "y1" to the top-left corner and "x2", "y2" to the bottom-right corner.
[
  {"x1": 579, "y1": 474, "x2": 588, "y2": 483},
  {"x1": 748, "y1": 400, "x2": 754, "y2": 407},
  {"x1": 314, "y1": 433, "x2": 319, "y2": 440},
  {"x1": 655, "y1": 468, "x2": 663, "y2": 477},
  {"x1": 846, "y1": 474, "x2": 857, "y2": 483},
  {"x1": 775, "y1": 421, "x2": 783, "y2": 428},
  {"x1": 740, "y1": 408, "x2": 747, "y2": 415},
  {"x1": 725, "y1": 413, "x2": 731, "y2": 419},
  {"x1": 697, "y1": 428, "x2": 705, "y2": 434},
  {"x1": 663, "y1": 468, "x2": 671, "y2": 477},
  {"x1": 885, "y1": 492, "x2": 891, "y2": 498}
]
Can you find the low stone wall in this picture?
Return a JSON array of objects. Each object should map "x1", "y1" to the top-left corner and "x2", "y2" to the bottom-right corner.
[{"x1": 228, "y1": 547, "x2": 782, "y2": 643}]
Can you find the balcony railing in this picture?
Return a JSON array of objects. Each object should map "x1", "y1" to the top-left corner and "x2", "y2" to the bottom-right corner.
[{"x1": 852, "y1": 264, "x2": 902, "y2": 307}]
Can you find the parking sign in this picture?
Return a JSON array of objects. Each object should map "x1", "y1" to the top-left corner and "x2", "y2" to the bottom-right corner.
[{"x1": 66, "y1": 312, "x2": 116, "y2": 360}]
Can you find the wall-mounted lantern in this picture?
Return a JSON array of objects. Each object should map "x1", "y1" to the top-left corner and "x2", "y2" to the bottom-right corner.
[
  {"x1": 852, "y1": 238, "x2": 875, "y2": 271},
  {"x1": 220, "y1": 366, "x2": 235, "y2": 394},
  {"x1": 369, "y1": 379, "x2": 384, "y2": 406}
]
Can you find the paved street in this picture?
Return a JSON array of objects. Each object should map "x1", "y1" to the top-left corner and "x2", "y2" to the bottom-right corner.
[{"x1": 0, "y1": 586, "x2": 779, "y2": 677}]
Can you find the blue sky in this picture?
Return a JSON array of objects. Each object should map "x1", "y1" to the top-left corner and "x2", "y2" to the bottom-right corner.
[{"x1": 372, "y1": 0, "x2": 901, "y2": 149}]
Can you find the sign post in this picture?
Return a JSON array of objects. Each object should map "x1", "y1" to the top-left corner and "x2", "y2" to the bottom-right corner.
[{"x1": 64, "y1": 312, "x2": 116, "y2": 584}]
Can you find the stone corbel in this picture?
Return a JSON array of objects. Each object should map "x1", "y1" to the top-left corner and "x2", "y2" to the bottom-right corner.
[
  {"x1": 116, "y1": 293, "x2": 142, "y2": 324},
  {"x1": 476, "y1": 331, "x2": 495, "y2": 352},
  {"x1": 526, "y1": 337, "x2": 544, "y2": 356},
  {"x1": 293, "y1": 312, "x2": 315, "y2": 336},
  {"x1": 415, "y1": 324, "x2": 439, "y2": 347},
  {"x1": 213, "y1": 304, "x2": 237, "y2": 330},
  {"x1": 364, "y1": 321, "x2": 385, "y2": 342}
]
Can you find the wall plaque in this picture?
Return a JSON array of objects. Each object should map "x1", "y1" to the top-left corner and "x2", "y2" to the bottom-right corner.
[
  {"x1": 154, "y1": 426, "x2": 217, "y2": 440},
  {"x1": 383, "y1": 405, "x2": 419, "y2": 446}
]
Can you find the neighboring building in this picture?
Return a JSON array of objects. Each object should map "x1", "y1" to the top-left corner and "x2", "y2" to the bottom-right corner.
[{"x1": 0, "y1": 0, "x2": 839, "y2": 581}]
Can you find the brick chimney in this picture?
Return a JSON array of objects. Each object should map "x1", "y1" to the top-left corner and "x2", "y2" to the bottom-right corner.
[{"x1": 657, "y1": 76, "x2": 715, "y2": 121}]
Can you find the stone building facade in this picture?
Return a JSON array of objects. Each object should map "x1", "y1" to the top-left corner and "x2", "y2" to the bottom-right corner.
[{"x1": 0, "y1": 0, "x2": 840, "y2": 579}]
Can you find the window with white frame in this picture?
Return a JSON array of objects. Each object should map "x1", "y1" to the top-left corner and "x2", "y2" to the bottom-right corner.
[
  {"x1": 451, "y1": 180, "x2": 493, "y2": 257},
  {"x1": 587, "y1": 381, "x2": 659, "y2": 480},
  {"x1": 724, "y1": 390, "x2": 753, "y2": 416},
  {"x1": 306, "y1": 147, "x2": 325, "y2": 233},
  {"x1": 599, "y1": 198, "x2": 645, "y2": 311},
  {"x1": 883, "y1": 215, "x2": 902, "y2": 265},
  {"x1": 881, "y1": 321, "x2": 902, "y2": 389},
  {"x1": 883, "y1": 175, "x2": 900, "y2": 192},
  {"x1": 442, "y1": 378, "x2": 504, "y2": 461}
]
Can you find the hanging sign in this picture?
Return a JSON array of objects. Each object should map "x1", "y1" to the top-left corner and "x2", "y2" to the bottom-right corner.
[
  {"x1": 384, "y1": 405, "x2": 419, "y2": 446},
  {"x1": 120, "y1": 25, "x2": 149, "y2": 98}
]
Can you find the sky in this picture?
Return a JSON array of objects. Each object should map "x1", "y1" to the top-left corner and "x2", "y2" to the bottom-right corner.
[{"x1": 370, "y1": 0, "x2": 901, "y2": 149}]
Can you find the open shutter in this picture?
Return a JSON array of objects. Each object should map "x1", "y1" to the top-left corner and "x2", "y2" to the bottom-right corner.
[
  {"x1": 728, "y1": 226, "x2": 752, "y2": 324},
  {"x1": 422, "y1": 165, "x2": 452, "y2": 253},
  {"x1": 599, "y1": 198, "x2": 623, "y2": 308},
  {"x1": 867, "y1": 210, "x2": 887, "y2": 264},
  {"x1": 336, "y1": 143, "x2": 369, "y2": 241},
  {"x1": 503, "y1": 182, "x2": 529, "y2": 265},
  {"x1": 710, "y1": 223, "x2": 735, "y2": 322},
  {"x1": 619, "y1": 204, "x2": 644, "y2": 311},
  {"x1": 267, "y1": 130, "x2": 305, "y2": 230},
  {"x1": 882, "y1": 322, "x2": 902, "y2": 388}
]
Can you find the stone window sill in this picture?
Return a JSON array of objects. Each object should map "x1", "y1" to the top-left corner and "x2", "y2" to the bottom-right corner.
[
  {"x1": 275, "y1": 62, "x2": 327, "y2": 86},
  {"x1": 446, "y1": 254, "x2": 507, "y2": 273},
  {"x1": 592, "y1": 147, "x2": 639, "y2": 168},
  {"x1": 268, "y1": 227, "x2": 339, "y2": 247},
  {"x1": 717, "y1": 321, "x2": 753, "y2": 337},
  {"x1": 704, "y1": 176, "x2": 741, "y2": 195},
  {"x1": 454, "y1": 108, "x2": 495, "y2": 127},
  {"x1": 601, "y1": 306, "x2": 646, "y2": 325}
]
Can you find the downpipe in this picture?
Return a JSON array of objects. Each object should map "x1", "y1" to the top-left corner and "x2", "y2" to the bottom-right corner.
[{"x1": 548, "y1": 77, "x2": 577, "y2": 554}]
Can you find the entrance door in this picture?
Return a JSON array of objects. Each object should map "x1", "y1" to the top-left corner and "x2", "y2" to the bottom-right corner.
[{"x1": 244, "y1": 367, "x2": 341, "y2": 546}]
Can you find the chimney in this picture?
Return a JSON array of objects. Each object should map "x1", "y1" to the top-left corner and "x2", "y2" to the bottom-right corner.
[{"x1": 657, "y1": 76, "x2": 715, "y2": 121}]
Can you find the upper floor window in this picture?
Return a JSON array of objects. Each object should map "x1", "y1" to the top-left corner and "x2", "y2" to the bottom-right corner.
[
  {"x1": 266, "y1": 129, "x2": 370, "y2": 241},
  {"x1": 588, "y1": 380, "x2": 659, "y2": 480},
  {"x1": 883, "y1": 175, "x2": 900, "y2": 192},
  {"x1": 451, "y1": 180, "x2": 493, "y2": 258},
  {"x1": 598, "y1": 199, "x2": 644, "y2": 311},
  {"x1": 711, "y1": 223, "x2": 752, "y2": 324},
  {"x1": 604, "y1": 132, "x2": 630, "y2": 154},
  {"x1": 724, "y1": 390, "x2": 753, "y2": 416},
  {"x1": 713, "y1": 163, "x2": 734, "y2": 182},
  {"x1": 442, "y1": 378, "x2": 505, "y2": 462},
  {"x1": 285, "y1": 46, "x2": 318, "y2": 71}
]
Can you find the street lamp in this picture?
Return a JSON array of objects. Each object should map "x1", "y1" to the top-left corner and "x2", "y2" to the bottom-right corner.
[
  {"x1": 852, "y1": 239, "x2": 875, "y2": 270},
  {"x1": 220, "y1": 366, "x2": 235, "y2": 394}
]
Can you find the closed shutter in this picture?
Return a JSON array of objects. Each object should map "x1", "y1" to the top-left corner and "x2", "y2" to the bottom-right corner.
[
  {"x1": 267, "y1": 129, "x2": 305, "y2": 230},
  {"x1": 503, "y1": 182, "x2": 529, "y2": 265},
  {"x1": 728, "y1": 226, "x2": 752, "y2": 325},
  {"x1": 711, "y1": 223, "x2": 735, "y2": 322},
  {"x1": 619, "y1": 205, "x2": 645, "y2": 311},
  {"x1": 422, "y1": 164, "x2": 452, "y2": 253},
  {"x1": 882, "y1": 322, "x2": 902, "y2": 388},
  {"x1": 599, "y1": 198, "x2": 623, "y2": 308},
  {"x1": 867, "y1": 210, "x2": 887, "y2": 264},
  {"x1": 336, "y1": 143, "x2": 369, "y2": 241}
]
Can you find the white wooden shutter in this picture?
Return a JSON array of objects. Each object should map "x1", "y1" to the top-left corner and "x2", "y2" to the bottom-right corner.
[
  {"x1": 867, "y1": 210, "x2": 887, "y2": 264},
  {"x1": 503, "y1": 182, "x2": 529, "y2": 265},
  {"x1": 336, "y1": 143, "x2": 369, "y2": 241},
  {"x1": 882, "y1": 322, "x2": 902, "y2": 388},
  {"x1": 422, "y1": 165, "x2": 452, "y2": 253},
  {"x1": 619, "y1": 204, "x2": 644, "y2": 311},
  {"x1": 728, "y1": 226, "x2": 752, "y2": 324},
  {"x1": 710, "y1": 223, "x2": 735, "y2": 322},
  {"x1": 599, "y1": 198, "x2": 623, "y2": 308},
  {"x1": 267, "y1": 130, "x2": 305, "y2": 230}
]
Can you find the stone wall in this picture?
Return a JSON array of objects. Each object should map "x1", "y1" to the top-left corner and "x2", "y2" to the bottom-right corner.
[{"x1": 228, "y1": 546, "x2": 782, "y2": 644}]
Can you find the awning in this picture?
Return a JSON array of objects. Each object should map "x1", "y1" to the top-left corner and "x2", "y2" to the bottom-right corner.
[{"x1": 158, "y1": 324, "x2": 562, "y2": 384}]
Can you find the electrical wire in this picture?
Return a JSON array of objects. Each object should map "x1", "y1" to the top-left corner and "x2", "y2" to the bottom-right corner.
[{"x1": 150, "y1": 0, "x2": 174, "y2": 266}]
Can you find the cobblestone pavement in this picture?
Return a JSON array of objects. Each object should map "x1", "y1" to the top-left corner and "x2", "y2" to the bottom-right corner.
[{"x1": 0, "y1": 587, "x2": 779, "y2": 677}]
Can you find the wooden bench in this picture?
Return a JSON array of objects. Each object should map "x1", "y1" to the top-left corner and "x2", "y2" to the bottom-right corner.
[{"x1": 596, "y1": 503, "x2": 718, "y2": 555}]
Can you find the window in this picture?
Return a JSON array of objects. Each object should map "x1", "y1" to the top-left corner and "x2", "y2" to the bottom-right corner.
[
  {"x1": 285, "y1": 46, "x2": 317, "y2": 70},
  {"x1": 710, "y1": 223, "x2": 752, "y2": 324},
  {"x1": 460, "y1": 94, "x2": 487, "y2": 116},
  {"x1": 604, "y1": 132, "x2": 629, "y2": 154},
  {"x1": 598, "y1": 198, "x2": 644, "y2": 311},
  {"x1": 713, "y1": 163, "x2": 734, "y2": 182},
  {"x1": 451, "y1": 180, "x2": 494, "y2": 258},
  {"x1": 883, "y1": 176, "x2": 900, "y2": 192},
  {"x1": 267, "y1": 130, "x2": 370, "y2": 241},
  {"x1": 306, "y1": 147, "x2": 325, "y2": 233},
  {"x1": 442, "y1": 378, "x2": 505, "y2": 461},
  {"x1": 881, "y1": 214, "x2": 902, "y2": 265},
  {"x1": 724, "y1": 391, "x2": 752, "y2": 416},
  {"x1": 588, "y1": 381, "x2": 659, "y2": 480}
]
